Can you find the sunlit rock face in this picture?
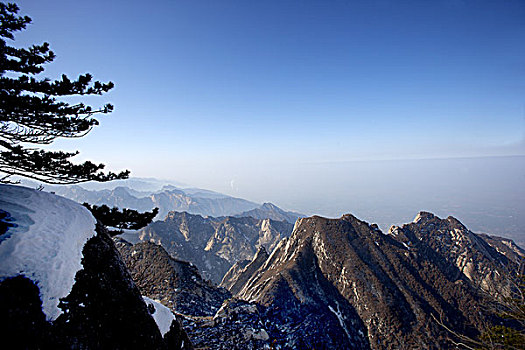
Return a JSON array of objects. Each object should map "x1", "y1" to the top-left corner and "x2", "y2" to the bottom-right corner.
[
  {"x1": 225, "y1": 213, "x2": 522, "y2": 349},
  {"x1": 398, "y1": 211, "x2": 521, "y2": 298},
  {"x1": 138, "y1": 211, "x2": 293, "y2": 284}
]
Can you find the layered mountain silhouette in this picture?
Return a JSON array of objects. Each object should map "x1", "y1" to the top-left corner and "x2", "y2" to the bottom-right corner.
[{"x1": 49, "y1": 184, "x2": 302, "y2": 224}]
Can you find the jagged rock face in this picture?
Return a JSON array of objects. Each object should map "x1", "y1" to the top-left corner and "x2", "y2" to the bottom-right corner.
[
  {"x1": 476, "y1": 233, "x2": 525, "y2": 266},
  {"x1": 115, "y1": 211, "x2": 523, "y2": 350},
  {"x1": 232, "y1": 214, "x2": 518, "y2": 349},
  {"x1": 0, "y1": 226, "x2": 190, "y2": 349},
  {"x1": 139, "y1": 212, "x2": 293, "y2": 284},
  {"x1": 205, "y1": 217, "x2": 261, "y2": 264},
  {"x1": 116, "y1": 239, "x2": 230, "y2": 317},
  {"x1": 219, "y1": 259, "x2": 251, "y2": 292},
  {"x1": 249, "y1": 241, "x2": 370, "y2": 350},
  {"x1": 118, "y1": 237, "x2": 365, "y2": 349},
  {"x1": 395, "y1": 211, "x2": 521, "y2": 297},
  {"x1": 220, "y1": 246, "x2": 269, "y2": 295},
  {"x1": 139, "y1": 212, "x2": 231, "y2": 285},
  {"x1": 205, "y1": 217, "x2": 288, "y2": 265}
]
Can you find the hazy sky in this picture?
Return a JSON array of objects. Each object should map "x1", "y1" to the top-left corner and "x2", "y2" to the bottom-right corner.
[{"x1": 12, "y1": 0, "x2": 525, "y2": 204}]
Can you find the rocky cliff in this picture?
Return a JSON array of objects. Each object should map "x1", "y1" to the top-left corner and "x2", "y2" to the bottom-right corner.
[
  {"x1": 115, "y1": 238, "x2": 273, "y2": 349},
  {"x1": 116, "y1": 239, "x2": 231, "y2": 317},
  {"x1": 138, "y1": 211, "x2": 294, "y2": 284}
]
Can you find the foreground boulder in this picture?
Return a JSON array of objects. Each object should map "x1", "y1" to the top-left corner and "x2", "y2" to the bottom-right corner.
[{"x1": 0, "y1": 185, "x2": 190, "y2": 349}]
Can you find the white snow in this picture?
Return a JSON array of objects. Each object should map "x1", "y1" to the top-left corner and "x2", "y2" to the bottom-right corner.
[
  {"x1": 328, "y1": 303, "x2": 352, "y2": 343},
  {"x1": 143, "y1": 296, "x2": 175, "y2": 336},
  {"x1": 0, "y1": 184, "x2": 96, "y2": 320}
]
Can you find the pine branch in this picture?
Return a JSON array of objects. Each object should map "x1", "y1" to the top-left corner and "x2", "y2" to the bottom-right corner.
[
  {"x1": 0, "y1": 3, "x2": 30, "y2": 40},
  {"x1": 0, "y1": 2, "x2": 129, "y2": 184},
  {"x1": 0, "y1": 147, "x2": 129, "y2": 184},
  {"x1": 83, "y1": 203, "x2": 159, "y2": 236}
]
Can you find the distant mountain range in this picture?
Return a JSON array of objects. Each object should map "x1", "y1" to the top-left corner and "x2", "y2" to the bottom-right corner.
[
  {"x1": 39, "y1": 181, "x2": 303, "y2": 224},
  {"x1": 235, "y1": 202, "x2": 302, "y2": 224}
]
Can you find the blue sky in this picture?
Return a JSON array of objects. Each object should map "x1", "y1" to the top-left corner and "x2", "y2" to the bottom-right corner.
[{"x1": 12, "y1": 0, "x2": 525, "y2": 201}]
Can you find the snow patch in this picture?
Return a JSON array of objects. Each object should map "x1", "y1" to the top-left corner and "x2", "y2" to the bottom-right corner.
[
  {"x1": 0, "y1": 185, "x2": 96, "y2": 320},
  {"x1": 143, "y1": 296, "x2": 175, "y2": 336},
  {"x1": 328, "y1": 303, "x2": 352, "y2": 343}
]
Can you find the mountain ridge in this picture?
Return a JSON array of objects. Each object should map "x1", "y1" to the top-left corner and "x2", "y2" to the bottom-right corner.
[
  {"x1": 116, "y1": 208, "x2": 523, "y2": 349},
  {"x1": 43, "y1": 182, "x2": 304, "y2": 224},
  {"x1": 136, "y1": 211, "x2": 294, "y2": 284},
  {"x1": 224, "y1": 212, "x2": 522, "y2": 349}
]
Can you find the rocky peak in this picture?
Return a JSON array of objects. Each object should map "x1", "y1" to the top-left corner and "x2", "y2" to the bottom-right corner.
[
  {"x1": 228, "y1": 212, "x2": 521, "y2": 349},
  {"x1": 446, "y1": 215, "x2": 468, "y2": 230},
  {"x1": 236, "y1": 202, "x2": 304, "y2": 224},
  {"x1": 112, "y1": 186, "x2": 132, "y2": 196},
  {"x1": 118, "y1": 205, "x2": 522, "y2": 349},
  {"x1": 261, "y1": 202, "x2": 279, "y2": 210},
  {"x1": 138, "y1": 211, "x2": 293, "y2": 284},
  {"x1": 259, "y1": 217, "x2": 271, "y2": 230},
  {"x1": 160, "y1": 185, "x2": 185, "y2": 194},
  {"x1": 399, "y1": 212, "x2": 520, "y2": 298},
  {"x1": 413, "y1": 211, "x2": 437, "y2": 223},
  {"x1": 388, "y1": 225, "x2": 401, "y2": 235}
]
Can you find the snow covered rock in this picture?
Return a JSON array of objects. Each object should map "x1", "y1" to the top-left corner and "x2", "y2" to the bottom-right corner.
[
  {"x1": 0, "y1": 184, "x2": 96, "y2": 320},
  {"x1": 144, "y1": 296, "x2": 177, "y2": 336},
  {"x1": 0, "y1": 185, "x2": 190, "y2": 349}
]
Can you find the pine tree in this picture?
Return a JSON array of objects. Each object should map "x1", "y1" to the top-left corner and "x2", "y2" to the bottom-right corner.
[
  {"x1": 478, "y1": 275, "x2": 525, "y2": 349},
  {"x1": 83, "y1": 203, "x2": 159, "y2": 236},
  {"x1": 0, "y1": 2, "x2": 129, "y2": 184}
]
